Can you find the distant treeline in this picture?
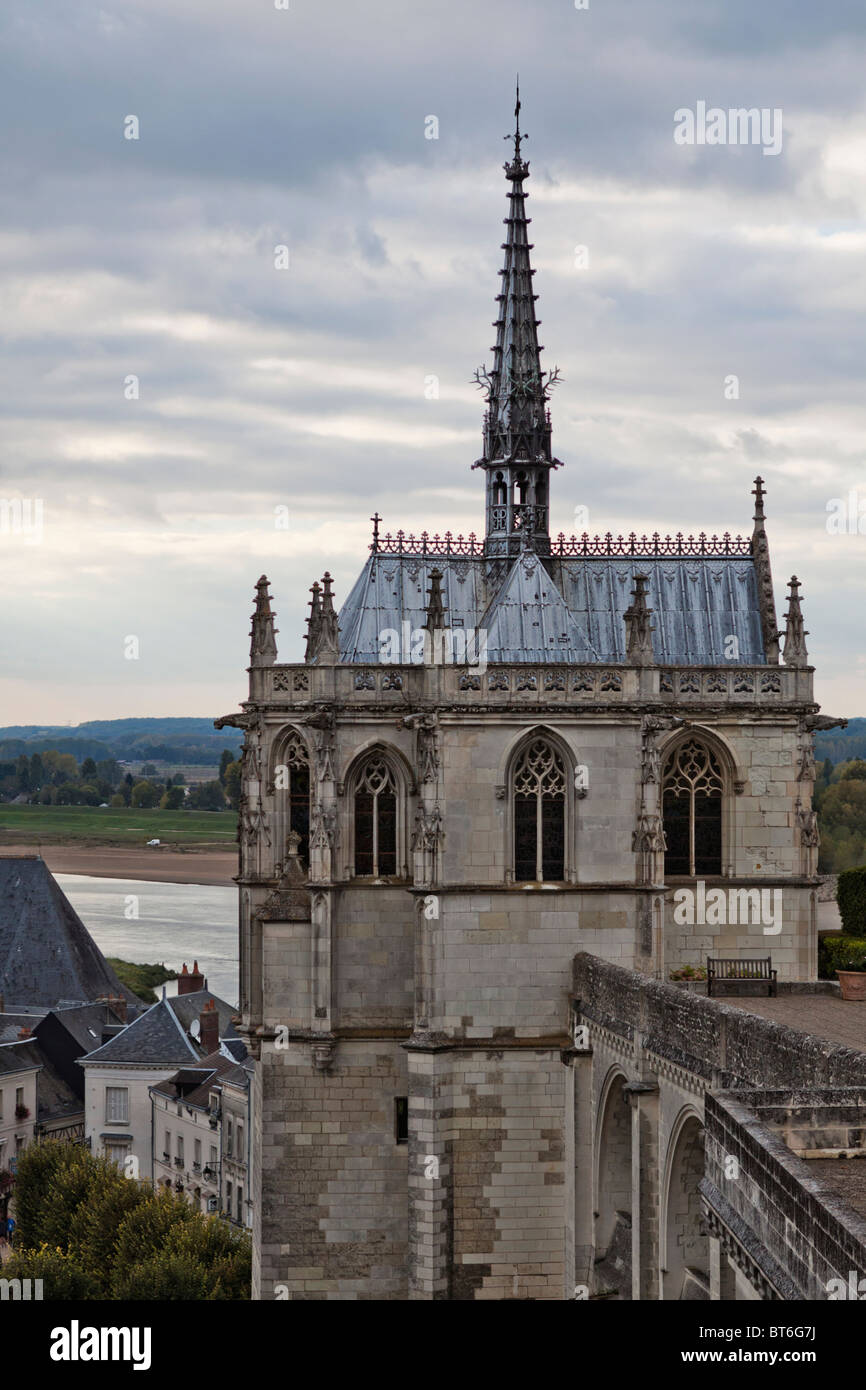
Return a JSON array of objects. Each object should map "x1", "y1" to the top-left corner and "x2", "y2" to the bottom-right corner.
[
  {"x1": 814, "y1": 718, "x2": 866, "y2": 764},
  {"x1": 0, "y1": 717, "x2": 241, "y2": 766}
]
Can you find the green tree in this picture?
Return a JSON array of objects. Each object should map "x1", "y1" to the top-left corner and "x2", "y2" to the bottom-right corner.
[
  {"x1": 67, "y1": 1167, "x2": 147, "y2": 1293},
  {"x1": 96, "y1": 758, "x2": 122, "y2": 786},
  {"x1": 160, "y1": 785, "x2": 185, "y2": 810},
  {"x1": 9, "y1": 1144, "x2": 251, "y2": 1301},
  {"x1": 218, "y1": 749, "x2": 234, "y2": 786},
  {"x1": 3, "y1": 1244, "x2": 101, "y2": 1299},
  {"x1": 29, "y1": 752, "x2": 45, "y2": 789},
  {"x1": 80, "y1": 757, "x2": 98, "y2": 782},
  {"x1": 187, "y1": 780, "x2": 226, "y2": 811},
  {"x1": 15, "y1": 753, "x2": 30, "y2": 792},
  {"x1": 832, "y1": 759, "x2": 866, "y2": 784},
  {"x1": 224, "y1": 760, "x2": 242, "y2": 810},
  {"x1": 131, "y1": 780, "x2": 159, "y2": 808}
]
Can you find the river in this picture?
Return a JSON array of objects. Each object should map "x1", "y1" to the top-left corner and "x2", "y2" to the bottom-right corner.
[{"x1": 57, "y1": 874, "x2": 238, "y2": 1007}]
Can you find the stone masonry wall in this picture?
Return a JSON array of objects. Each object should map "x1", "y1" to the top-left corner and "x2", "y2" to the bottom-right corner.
[{"x1": 255, "y1": 1039, "x2": 408, "y2": 1300}]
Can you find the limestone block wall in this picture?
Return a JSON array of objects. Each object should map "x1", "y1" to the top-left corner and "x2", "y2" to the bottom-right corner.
[
  {"x1": 660, "y1": 718, "x2": 816, "y2": 980},
  {"x1": 430, "y1": 891, "x2": 637, "y2": 1037},
  {"x1": 254, "y1": 1039, "x2": 408, "y2": 1300},
  {"x1": 406, "y1": 1046, "x2": 568, "y2": 1300},
  {"x1": 334, "y1": 887, "x2": 413, "y2": 1027},
  {"x1": 438, "y1": 718, "x2": 641, "y2": 886}
]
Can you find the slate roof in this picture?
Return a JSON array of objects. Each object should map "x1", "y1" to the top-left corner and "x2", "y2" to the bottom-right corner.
[
  {"x1": 0, "y1": 857, "x2": 138, "y2": 1010},
  {"x1": 338, "y1": 551, "x2": 766, "y2": 666},
  {"x1": 80, "y1": 996, "x2": 198, "y2": 1066},
  {"x1": 80, "y1": 989, "x2": 239, "y2": 1067},
  {"x1": 0, "y1": 1011, "x2": 47, "y2": 1044},
  {"x1": 38, "y1": 1002, "x2": 126, "y2": 1054},
  {"x1": 150, "y1": 1049, "x2": 248, "y2": 1108}
]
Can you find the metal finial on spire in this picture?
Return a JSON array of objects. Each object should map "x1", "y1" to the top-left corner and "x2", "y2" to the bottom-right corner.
[{"x1": 506, "y1": 77, "x2": 525, "y2": 163}]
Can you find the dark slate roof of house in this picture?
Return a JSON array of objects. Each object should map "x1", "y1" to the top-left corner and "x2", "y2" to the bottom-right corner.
[
  {"x1": 79, "y1": 989, "x2": 238, "y2": 1067},
  {"x1": 80, "y1": 996, "x2": 199, "y2": 1066},
  {"x1": 169, "y1": 990, "x2": 238, "y2": 1043},
  {"x1": 150, "y1": 1050, "x2": 241, "y2": 1107},
  {"x1": 0, "y1": 1038, "x2": 42, "y2": 1076},
  {"x1": 0, "y1": 1011, "x2": 47, "y2": 1044},
  {"x1": 0, "y1": 857, "x2": 138, "y2": 1011},
  {"x1": 37, "y1": 1002, "x2": 126, "y2": 1053},
  {"x1": 337, "y1": 552, "x2": 765, "y2": 666}
]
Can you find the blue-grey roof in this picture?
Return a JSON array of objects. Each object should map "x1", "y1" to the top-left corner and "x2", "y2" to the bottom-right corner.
[
  {"x1": 0, "y1": 857, "x2": 138, "y2": 1011},
  {"x1": 337, "y1": 553, "x2": 766, "y2": 666},
  {"x1": 80, "y1": 996, "x2": 198, "y2": 1066},
  {"x1": 79, "y1": 989, "x2": 238, "y2": 1066}
]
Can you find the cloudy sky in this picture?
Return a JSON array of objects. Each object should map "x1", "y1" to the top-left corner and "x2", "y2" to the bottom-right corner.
[{"x1": 1, "y1": 0, "x2": 864, "y2": 724}]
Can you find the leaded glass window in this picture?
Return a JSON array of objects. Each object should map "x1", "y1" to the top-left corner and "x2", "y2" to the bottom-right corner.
[
  {"x1": 354, "y1": 756, "x2": 398, "y2": 877},
  {"x1": 662, "y1": 739, "x2": 723, "y2": 876},
  {"x1": 513, "y1": 738, "x2": 566, "y2": 881}
]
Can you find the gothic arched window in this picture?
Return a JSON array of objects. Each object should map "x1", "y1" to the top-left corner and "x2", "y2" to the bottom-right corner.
[
  {"x1": 493, "y1": 472, "x2": 507, "y2": 506},
  {"x1": 513, "y1": 738, "x2": 566, "y2": 881},
  {"x1": 282, "y1": 733, "x2": 310, "y2": 866},
  {"x1": 662, "y1": 739, "x2": 723, "y2": 876},
  {"x1": 354, "y1": 755, "x2": 398, "y2": 877}
]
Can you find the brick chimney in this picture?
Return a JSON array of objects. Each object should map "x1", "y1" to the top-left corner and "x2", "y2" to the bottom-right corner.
[
  {"x1": 199, "y1": 1000, "x2": 219, "y2": 1055},
  {"x1": 178, "y1": 960, "x2": 205, "y2": 995}
]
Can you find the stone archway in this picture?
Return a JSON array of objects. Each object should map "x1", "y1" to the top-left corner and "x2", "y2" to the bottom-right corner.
[
  {"x1": 594, "y1": 1072, "x2": 632, "y2": 1298},
  {"x1": 663, "y1": 1113, "x2": 709, "y2": 1299}
]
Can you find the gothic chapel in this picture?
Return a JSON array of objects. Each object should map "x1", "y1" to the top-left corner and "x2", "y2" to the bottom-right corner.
[{"x1": 218, "y1": 98, "x2": 828, "y2": 1300}]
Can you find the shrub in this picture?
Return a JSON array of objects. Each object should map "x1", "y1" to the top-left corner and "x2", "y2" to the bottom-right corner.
[
  {"x1": 837, "y1": 866, "x2": 866, "y2": 935},
  {"x1": 3, "y1": 1244, "x2": 101, "y2": 1299},
  {"x1": 818, "y1": 935, "x2": 866, "y2": 980}
]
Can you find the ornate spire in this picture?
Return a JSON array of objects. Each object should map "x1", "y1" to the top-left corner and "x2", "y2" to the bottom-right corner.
[
  {"x1": 423, "y1": 567, "x2": 447, "y2": 632},
  {"x1": 474, "y1": 88, "x2": 563, "y2": 559},
  {"x1": 624, "y1": 574, "x2": 655, "y2": 666},
  {"x1": 782, "y1": 576, "x2": 809, "y2": 667},
  {"x1": 304, "y1": 581, "x2": 322, "y2": 663},
  {"x1": 750, "y1": 476, "x2": 780, "y2": 665},
  {"x1": 309, "y1": 571, "x2": 339, "y2": 664},
  {"x1": 249, "y1": 575, "x2": 278, "y2": 667}
]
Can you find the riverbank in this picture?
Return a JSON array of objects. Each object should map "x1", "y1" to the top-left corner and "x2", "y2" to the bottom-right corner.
[{"x1": 0, "y1": 845, "x2": 237, "y2": 886}]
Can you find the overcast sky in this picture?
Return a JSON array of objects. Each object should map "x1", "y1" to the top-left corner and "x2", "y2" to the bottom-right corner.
[{"x1": 1, "y1": 0, "x2": 864, "y2": 724}]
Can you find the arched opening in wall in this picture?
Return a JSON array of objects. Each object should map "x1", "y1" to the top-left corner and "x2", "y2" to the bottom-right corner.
[
  {"x1": 512, "y1": 736, "x2": 566, "y2": 882},
  {"x1": 272, "y1": 730, "x2": 311, "y2": 868},
  {"x1": 594, "y1": 1073, "x2": 632, "y2": 1300},
  {"x1": 492, "y1": 472, "x2": 507, "y2": 506},
  {"x1": 663, "y1": 1115, "x2": 709, "y2": 1300},
  {"x1": 353, "y1": 754, "x2": 398, "y2": 878},
  {"x1": 662, "y1": 739, "x2": 723, "y2": 877}
]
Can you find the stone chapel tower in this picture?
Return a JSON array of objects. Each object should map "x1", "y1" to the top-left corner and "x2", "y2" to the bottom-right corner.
[{"x1": 217, "y1": 95, "x2": 829, "y2": 1301}]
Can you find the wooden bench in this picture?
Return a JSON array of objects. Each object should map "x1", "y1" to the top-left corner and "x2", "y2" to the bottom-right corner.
[{"x1": 706, "y1": 957, "x2": 777, "y2": 998}]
